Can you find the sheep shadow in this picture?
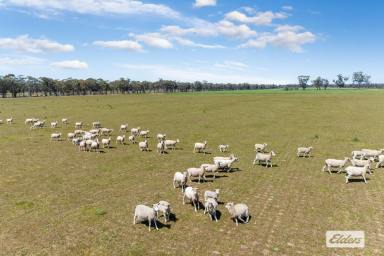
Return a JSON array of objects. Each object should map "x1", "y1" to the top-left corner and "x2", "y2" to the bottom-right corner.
[
  {"x1": 190, "y1": 178, "x2": 213, "y2": 183},
  {"x1": 218, "y1": 168, "x2": 241, "y2": 173},
  {"x1": 230, "y1": 215, "x2": 252, "y2": 225},
  {"x1": 346, "y1": 177, "x2": 371, "y2": 183},
  {"x1": 139, "y1": 220, "x2": 171, "y2": 230},
  {"x1": 208, "y1": 174, "x2": 228, "y2": 179},
  {"x1": 168, "y1": 213, "x2": 178, "y2": 222}
]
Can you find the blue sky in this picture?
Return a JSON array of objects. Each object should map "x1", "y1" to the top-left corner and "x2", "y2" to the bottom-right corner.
[{"x1": 0, "y1": 0, "x2": 383, "y2": 84}]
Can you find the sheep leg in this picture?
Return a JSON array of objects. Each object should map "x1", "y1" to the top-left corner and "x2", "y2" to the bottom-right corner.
[
  {"x1": 345, "y1": 175, "x2": 350, "y2": 184},
  {"x1": 182, "y1": 195, "x2": 186, "y2": 205},
  {"x1": 133, "y1": 215, "x2": 136, "y2": 225},
  {"x1": 193, "y1": 201, "x2": 197, "y2": 212},
  {"x1": 239, "y1": 216, "x2": 246, "y2": 223},
  {"x1": 362, "y1": 174, "x2": 367, "y2": 183},
  {"x1": 204, "y1": 206, "x2": 207, "y2": 214},
  {"x1": 154, "y1": 219, "x2": 159, "y2": 230},
  {"x1": 209, "y1": 213, "x2": 213, "y2": 221},
  {"x1": 214, "y1": 213, "x2": 218, "y2": 222},
  {"x1": 173, "y1": 180, "x2": 176, "y2": 189},
  {"x1": 235, "y1": 218, "x2": 239, "y2": 226},
  {"x1": 148, "y1": 217, "x2": 151, "y2": 231},
  {"x1": 246, "y1": 215, "x2": 249, "y2": 223}
]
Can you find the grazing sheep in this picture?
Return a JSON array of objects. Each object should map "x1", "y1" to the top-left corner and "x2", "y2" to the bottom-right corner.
[
  {"x1": 72, "y1": 137, "x2": 82, "y2": 146},
  {"x1": 89, "y1": 129, "x2": 100, "y2": 135},
  {"x1": 85, "y1": 139, "x2": 94, "y2": 151},
  {"x1": 116, "y1": 135, "x2": 125, "y2": 145},
  {"x1": 6, "y1": 117, "x2": 13, "y2": 124},
  {"x1": 214, "y1": 157, "x2": 238, "y2": 172},
  {"x1": 213, "y1": 154, "x2": 236, "y2": 162},
  {"x1": 75, "y1": 122, "x2": 83, "y2": 129},
  {"x1": 254, "y1": 143, "x2": 268, "y2": 152},
  {"x1": 154, "y1": 201, "x2": 171, "y2": 223},
  {"x1": 157, "y1": 141, "x2": 166, "y2": 154},
  {"x1": 218, "y1": 144, "x2": 229, "y2": 153},
  {"x1": 183, "y1": 187, "x2": 200, "y2": 212},
  {"x1": 50, "y1": 133, "x2": 61, "y2": 141},
  {"x1": 204, "y1": 198, "x2": 218, "y2": 222},
  {"x1": 128, "y1": 135, "x2": 136, "y2": 144},
  {"x1": 361, "y1": 149, "x2": 384, "y2": 160},
  {"x1": 352, "y1": 150, "x2": 366, "y2": 160},
  {"x1": 119, "y1": 123, "x2": 128, "y2": 132},
  {"x1": 101, "y1": 137, "x2": 111, "y2": 148},
  {"x1": 200, "y1": 163, "x2": 220, "y2": 179},
  {"x1": 90, "y1": 139, "x2": 100, "y2": 153},
  {"x1": 157, "y1": 133, "x2": 166, "y2": 141},
  {"x1": 253, "y1": 151, "x2": 276, "y2": 167},
  {"x1": 139, "y1": 130, "x2": 150, "y2": 138},
  {"x1": 194, "y1": 141, "x2": 207, "y2": 154},
  {"x1": 187, "y1": 167, "x2": 206, "y2": 183},
  {"x1": 322, "y1": 157, "x2": 350, "y2": 174},
  {"x1": 79, "y1": 140, "x2": 87, "y2": 151},
  {"x1": 67, "y1": 132, "x2": 75, "y2": 140},
  {"x1": 83, "y1": 132, "x2": 94, "y2": 140},
  {"x1": 204, "y1": 189, "x2": 220, "y2": 202},
  {"x1": 173, "y1": 171, "x2": 188, "y2": 192},
  {"x1": 30, "y1": 120, "x2": 45, "y2": 129},
  {"x1": 376, "y1": 155, "x2": 384, "y2": 169},
  {"x1": 345, "y1": 164, "x2": 370, "y2": 184},
  {"x1": 100, "y1": 128, "x2": 113, "y2": 136},
  {"x1": 297, "y1": 147, "x2": 313, "y2": 158},
  {"x1": 131, "y1": 127, "x2": 141, "y2": 136},
  {"x1": 25, "y1": 118, "x2": 35, "y2": 125},
  {"x1": 92, "y1": 121, "x2": 101, "y2": 129},
  {"x1": 74, "y1": 129, "x2": 84, "y2": 136},
  {"x1": 139, "y1": 140, "x2": 149, "y2": 151},
  {"x1": 50, "y1": 121, "x2": 58, "y2": 128},
  {"x1": 62, "y1": 118, "x2": 68, "y2": 125},
  {"x1": 133, "y1": 204, "x2": 159, "y2": 231},
  {"x1": 165, "y1": 139, "x2": 180, "y2": 150},
  {"x1": 225, "y1": 202, "x2": 249, "y2": 226}
]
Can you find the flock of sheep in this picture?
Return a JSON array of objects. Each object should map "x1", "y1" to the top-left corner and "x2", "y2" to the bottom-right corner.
[{"x1": 2, "y1": 116, "x2": 384, "y2": 231}]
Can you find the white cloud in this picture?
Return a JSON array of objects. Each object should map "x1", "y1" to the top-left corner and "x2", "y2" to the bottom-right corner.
[
  {"x1": 174, "y1": 37, "x2": 225, "y2": 49},
  {"x1": 0, "y1": 56, "x2": 44, "y2": 65},
  {"x1": 93, "y1": 40, "x2": 143, "y2": 51},
  {"x1": 214, "y1": 60, "x2": 248, "y2": 70},
  {"x1": 51, "y1": 60, "x2": 88, "y2": 69},
  {"x1": 282, "y1": 6, "x2": 293, "y2": 11},
  {"x1": 133, "y1": 33, "x2": 173, "y2": 48},
  {"x1": 162, "y1": 20, "x2": 256, "y2": 38},
  {"x1": 225, "y1": 10, "x2": 287, "y2": 25},
  {"x1": 1, "y1": 0, "x2": 180, "y2": 18},
  {"x1": 0, "y1": 35, "x2": 74, "y2": 53},
  {"x1": 240, "y1": 25, "x2": 316, "y2": 52},
  {"x1": 194, "y1": 0, "x2": 217, "y2": 8}
]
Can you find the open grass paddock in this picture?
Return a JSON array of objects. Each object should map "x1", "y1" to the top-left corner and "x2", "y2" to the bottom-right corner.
[{"x1": 1, "y1": 89, "x2": 384, "y2": 255}]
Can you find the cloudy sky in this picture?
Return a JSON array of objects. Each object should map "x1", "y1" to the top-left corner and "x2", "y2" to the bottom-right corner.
[{"x1": 0, "y1": 0, "x2": 383, "y2": 84}]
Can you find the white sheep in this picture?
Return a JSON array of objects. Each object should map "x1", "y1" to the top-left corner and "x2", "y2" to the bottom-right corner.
[
  {"x1": 6, "y1": 117, "x2": 13, "y2": 124},
  {"x1": 25, "y1": 118, "x2": 35, "y2": 125},
  {"x1": 89, "y1": 129, "x2": 100, "y2": 135},
  {"x1": 204, "y1": 198, "x2": 218, "y2": 222},
  {"x1": 187, "y1": 167, "x2": 206, "y2": 183},
  {"x1": 92, "y1": 121, "x2": 101, "y2": 129},
  {"x1": 72, "y1": 137, "x2": 82, "y2": 145},
  {"x1": 173, "y1": 171, "x2": 188, "y2": 192},
  {"x1": 157, "y1": 133, "x2": 166, "y2": 141},
  {"x1": 361, "y1": 149, "x2": 384, "y2": 160},
  {"x1": 183, "y1": 187, "x2": 200, "y2": 212},
  {"x1": 50, "y1": 133, "x2": 61, "y2": 141},
  {"x1": 116, "y1": 135, "x2": 125, "y2": 145},
  {"x1": 119, "y1": 123, "x2": 128, "y2": 132},
  {"x1": 79, "y1": 140, "x2": 87, "y2": 151},
  {"x1": 350, "y1": 157, "x2": 374, "y2": 171},
  {"x1": 90, "y1": 139, "x2": 100, "y2": 153},
  {"x1": 128, "y1": 135, "x2": 136, "y2": 144},
  {"x1": 376, "y1": 155, "x2": 384, "y2": 169},
  {"x1": 194, "y1": 141, "x2": 207, "y2": 154},
  {"x1": 165, "y1": 139, "x2": 179, "y2": 150},
  {"x1": 214, "y1": 157, "x2": 238, "y2": 172},
  {"x1": 154, "y1": 201, "x2": 171, "y2": 223},
  {"x1": 50, "y1": 121, "x2": 58, "y2": 128},
  {"x1": 131, "y1": 127, "x2": 141, "y2": 136},
  {"x1": 139, "y1": 140, "x2": 149, "y2": 151},
  {"x1": 101, "y1": 137, "x2": 111, "y2": 148},
  {"x1": 133, "y1": 204, "x2": 159, "y2": 231},
  {"x1": 74, "y1": 129, "x2": 84, "y2": 136},
  {"x1": 85, "y1": 139, "x2": 94, "y2": 151},
  {"x1": 253, "y1": 151, "x2": 276, "y2": 167},
  {"x1": 225, "y1": 202, "x2": 249, "y2": 226},
  {"x1": 345, "y1": 164, "x2": 370, "y2": 184},
  {"x1": 297, "y1": 147, "x2": 313, "y2": 158},
  {"x1": 67, "y1": 132, "x2": 75, "y2": 140},
  {"x1": 322, "y1": 157, "x2": 350, "y2": 174},
  {"x1": 100, "y1": 128, "x2": 113, "y2": 136},
  {"x1": 139, "y1": 130, "x2": 150, "y2": 138},
  {"x1": 156, "y1": 141, "x2": 166, "y2": 154},
  {"x1": 62, "y1": 118, "x2": 68, "y2": 125},
  {"x1": 30, "y1": 120, "x2": 45, "y2": 129},
  {"x1": 75, "y1": 122, "x2": 83, "y2": 129},
  {"x1": 254, "y1": 143, "x2": 268, "y2": 152},
  {"x1": 218, "y1": 144, "x2": 229, "y2": 152},
  {"x1": 351, "y1": 150, "x2": 366, "y2": 160},
  {"x1": 213, "y1": 154, "x2": 236, "y2": 162},
  {"x1": 204, "y1": 189, "x2": 220, "y2": 202},
  {"x1": 200, "y1": 163, "x2": 220, "y2": 179}
]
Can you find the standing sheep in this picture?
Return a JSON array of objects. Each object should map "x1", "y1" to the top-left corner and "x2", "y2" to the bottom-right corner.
[
  {"x1": 204, "y1": 189, "x2": 220, "y2": 202},
  {"x1": 50, "y1": 133, "x2": 61, "y2": 141},
  {"x1": 200, "y1": 163, "x2": 220, "y2": 179},
  {"x1": 128, "y1": 135, "x2": 136, "y2": 144},
  {"x1": 157, "y1": 133, "x2": 166, "y2": 141},
  {"x1": 50, "y1": 121, "x2": 58, "y2": 128},
  {"x1": 6, "y1": 117, "x2": 13, "y2": 124},
  {"x1": 376, "y1": 155, "x2": 384, "y2": 169},
  {"x1": 254, "y1": 143, "x2": 268, "y2": 153},
  {"x1": 297, "y1": 147, "x2": 313, "y2": 158},
  {"x1": 345, "y1": 164, "x2": 370, "y2": 184},
  {"x1": 173, "y1": 171, "x2": 188, "y2": 192},
  {"x1": 350, "y1": 157, "x2": 374, "y2": 174},
  {"x1": 165, "y1": 139, "x2": 179, "y2": 150},
  {"x1": 322, "y1": 157, "x2": 350, "y2": 174},
  {"x1": 101, "y1": 137, "x2": 111, "y2": 148},
  {"x1": 218, "y1": 144, "x2": 229, "y2": 153},
  {"x1": 157, "y1": 141, "x2": 166, "y2": 154},
  {"x1": 62, "y1": 118, "x2": 68, "y2": 125},
  {"x1": 225, "y1": 202, "x2": 249, "y2": 226},
  {"x1": 119, "y1": 124, "x2": 128, "y2": 132},
  {"x1": 352, "y1": 150, "x2": 366, "y2": 160},
  {"x1": 139, "y1": 130, "x2": 150, "y2": 138},
  {"x1": 214, "y1": 157, "x2": 238, "y2": 172},
  {"x1": 154, "y1": 201, "x2": 171, "y2": 223},
  {"x1": 187, "y1": 167, "x2": 206, "y2": 183},
  {"x1": 183, "y1": 187, "x2": 200, "y2": 212},
  {"x1": 139, "y1": 140, "x2": 149, "y2": 151},
  {"x1": 116, "y1": 135, "x2": 125, "y2": 145},
  {"x1": 92, "y1": 121, "x2": 101, "y2": 129},
  {"x1": 133, "y1": 204, "x2": 159, "y2": 231},
  {"x1": 75, "y1": 122, "x2": 83, "y2": 129},
  {"x1": 204, "y1": 198, "x2": 218, "y2": 222},
  {"x1": 131, "y1": 127, "x2": 141, "y2": 136},
  {"x1": 194, "y1": 141, "x2": 207, "y2": 154},
  {"x1": 253, "y1": 151, "x2": 276, "y2": 167}
]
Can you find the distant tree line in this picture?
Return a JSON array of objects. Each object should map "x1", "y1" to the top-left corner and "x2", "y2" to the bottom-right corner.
[{"x1": 0, "y1": 71, "x2": 379, "y2": 98}]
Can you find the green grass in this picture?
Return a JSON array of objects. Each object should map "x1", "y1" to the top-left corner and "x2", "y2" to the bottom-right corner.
[{"x1": 1, "y1": 91, "x2": 384, "y2": 255}]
